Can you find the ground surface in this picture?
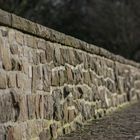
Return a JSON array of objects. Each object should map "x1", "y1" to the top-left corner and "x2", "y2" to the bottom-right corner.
[{"x1": 58, "y1": 102, "x2": 140, "y2": 140}]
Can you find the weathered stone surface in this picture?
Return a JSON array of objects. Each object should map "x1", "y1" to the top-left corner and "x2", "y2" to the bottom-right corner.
[
  {"x1": 62, "y1": 101, "x2": 68, "y2": 122},
  {"x1": 0, "y1": 93, "x2": 15, "y2": 123},
  {"x1": 58, "y1": 69, "x2": 66, "y2": 86},
  {"x1": 11, "y1": 14, "x2": 37, "y2": 35},
  {"x1": 1, "y1": 42, "x2": 12, "y2": 70},
  {"x1": 0, "y1": 9, "x2": 11, "y2": 26},
  {"x1": 11, "y1": 57, "x2": 22, "y2": 71},
  {"x1": 68, "y1": 109, "x2": 75, "y2": 122},
  {"x1": 7, "y1": 72, "x2": 16, "y2": 88},
  {"x1": 45, "y1": 42, "x2": 54, "y2": 63},
  {"x1": 65, "y1": 65, "x2": 73, "y2": 84},
  {"x1": 43, "y1": 94, "x2": 54, "y2": 120},
  {"x1": 83, "y1": 71, "x2": 91, "y2": 85},
  {"x1": 27, "y1": 95, "x2": 43, "y2": 119},
  {"x1": 52, "y1": 89, "x2": 63, "y2": 120},
  {"x1": 39, "y1": 129, "x2": 51, "y2": 140},
  {"x1": 15, "y1": 31, "x2": 24, "y2": 45},
  {"x1": 73, "y1": 68, "x2": 83, "y2": 84},
  {"x1": 42, "y1": 65, "x2": 51, "y2": 92},
  {"x1": 16, "y1": 73, "x2": 25, "y2": 89},
  {"x1": 51, "y1": 70, "x2": 59, "y2": 86},
  {"x1": 0, "y1": 11, "x2": 140, "y2": 140},
  {"x1": 10, "y1": 43, "x2": 19, "y2": 55},
  {"x1": 32, "y1": 65, "x2": 43, "y2": 92},
  {"x1": 40, "y1": 51, "x2": 46, "y2": 64},
  {"x1": 54, "y1": 46, "x2": 63, "y2": 65},
  {"x1": 50, "y1": 123, "x2": 57, "y2": 139},
  {"x1": 0, "y1": 71, "x2": 7, "y2": 89}
]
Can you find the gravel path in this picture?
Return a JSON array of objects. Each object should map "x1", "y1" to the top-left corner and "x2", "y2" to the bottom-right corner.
[{"x1": 58, "y1": 102, "x2": 140, "y2": 140}]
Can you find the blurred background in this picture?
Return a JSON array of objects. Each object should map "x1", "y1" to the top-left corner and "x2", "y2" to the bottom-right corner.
[{"x1": 0, "y1": 0, "x2": 140, "y2": 62}]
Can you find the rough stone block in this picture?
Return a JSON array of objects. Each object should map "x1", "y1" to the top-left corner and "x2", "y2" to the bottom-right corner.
[
  {"x1": 1, "y1": 42, "x2": 12, "y2": 71},
  {"x1": 16, "y1": 73, "x2": 25, "y2": 89},
  {"x1": 66, "y1": 65, "x2": 73, "y2": 84},
  {"x1": 0, "y1": 93, "x2": 15, "y2": 123},
  {"x1": 68, "y1": 109, "x2": 75, "y2": 122},
  {"x1": 62, "y1": 102, "x2": 68, "y2": 122},
  {"x1": 39, "y1": 129, "x2": 51, "y2": 140},
  {"x1": 0, "y1": 71, "x2": 7, "y2": 89},
  {"x1": 43, "y1": 94, "x2": 54, "y2": 120},
  {"x1": 15, "y1": 31, "x2": 24, "y2": 45},
  {"x1": 32, "y1": 65, "x2": 43, "y2": 92},
  {"x1": 10, "y1": 43, "x2": 19, "y2": 55},
  {"x1": 25, "y1": 35, "x2": 37, "y2": 49},
  {"x1": 50, "y1": 124, "x2": 57, "y2": 139},
  {"x1": 7, "y1": 72, "x2": 16, "y2": 88},
  {"x1": 83, "y1": 71, "x2": 91, "y2": 85},
  {"x1": 0, "y1": 9, "x2": 11, "y2": 26},
  {"x1": 51, "y1": 70, "x2": 59, "y2": 86},
  {"x1": 12, "y1": 14, "x2": 37, "y2": 35},
  {"x1": 40, "y1": 51, "x2": 46, "y2": 64},
  {"x1": 45, "y1": 42, "x2": 54, "y2": 63},
  {"x1": 52, "y1": 89, "x2": 63, "y2": 120},
  {"x1": 58, "y1": 69, "x2": 65, "y2": 86},
  {"x1": 42, "y1": 65, "x2": 51, "y2": 92}
]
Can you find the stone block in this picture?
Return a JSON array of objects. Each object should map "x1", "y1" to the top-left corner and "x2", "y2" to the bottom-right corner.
[
  {"x1": 73, "y1": 68, "x2": 83, "y2": 84},
  {"x1": 12, "y1": 14, "x2": 37, "y2": 35},
  {"x1": 51, "y1": 70, "x2": 59, "y2": 86},
  {"x1": 0, "y1": 9, "x2": 11, "y2": 26},
  {"x1": 74, "y1": 50, "x2": 83, "y2": 64},
  {"x1": 43, "y1": 94, "x2": 54, "y2": 120},
  {"x1": 39, "y1": 129, "x2": 51, "y2": 140},
  {"x1": 52, "y1": 89, "x2": 63, "y2": 120},
  {"x1": 68, "y1": 49, "x2": 76, "y2": 66},
  {"x1": 7, "y1": 72, "x2": 16, "y2": 88},
  {"x1": 42, "y1": 65, "x2": 51, "y2": 92},
  {"x1": 25, "y1": 35, "x2": 37, "y2": 49},
  {"x1": 68, "y1": 109, "x2": 75, "y2": 122},
  {"x1": 0, "y1": 93, "x2": 15, "y2": 123},
  {"x1": 32, "y1": 50, "x2": 40, "y2": 65},
  {"x1": 37, "y1": 38, "x2": 47, "y2": 50},
  {"x1": 83, "y1": 71, "x2": 91, "y2": 85},
  {"x1": 11, "y1": 57, "x2": 22, "y2": 71},
  {"x1": 10, "y1": 43, "x2": 19, "y2": 55},
  {"x1": 45, "y1": 42, "x2": 54, "y2": 63},
  {"x1": 62, "y1": 102, "x2": 68, "y2": 122},
  {"x1": 16, "y1": 73, "x2": 25, "y2": 89},
  {"x1": 32, "y1": 65, "x2": 43, "y2": 92},
  {"x1": 66, "y1": 65, "x2": 73, "y2": 84},
  {"x1": 60, "y1": 48, "x2": 69, "y2": 63},
  {"x1": 54, "y1": 46, "x2": 63, "y2": 66},
  {"x1": 0, "y1": 71, "x2": 7, "y2": 89},
  {"x1": 26, "y1": 95, "x2": 36, "y2": 119},
  {"x1": 40, "y1": 51, "x2": 46, "y2": 64},
  {"x1": 50, "y1": 124, "x2": 57, "y2": 139},
  {"x1": 15, "y1": 31, "x2": 24, "y2": 45},
  {"x1": 1, "y1": 41, "x2": 12, "y2": 71},
  {"x1": 58, "y1": 69, "x2": 65, "y2": 86}
]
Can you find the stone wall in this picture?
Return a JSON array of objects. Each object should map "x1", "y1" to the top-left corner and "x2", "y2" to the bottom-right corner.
[{"x1": 0, "y1": 9, "x2": 140, "y2": 140}]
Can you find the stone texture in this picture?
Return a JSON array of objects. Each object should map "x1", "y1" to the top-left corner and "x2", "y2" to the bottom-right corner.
[
  {"x1": 39, "y1": 129, "x2": 51, "y2": 140},
  {"x1": 1, "y1": 42, "x2": 12, "y2": 70},
  {"x1": 43, "y1": 94, "x2": 54, "y2": 120},
  {"x1": 0, "y1": 11, "x2": 140, "y2": 140},
  {"x1": 7, "y1": 72, "x2": 16, "y2": 88},
  {"x1": 0, "y1": 9, "x2": 11, "y2": 26},
  {"x1": 0, "y1": 71, "x2": 7, "y2": 89}
]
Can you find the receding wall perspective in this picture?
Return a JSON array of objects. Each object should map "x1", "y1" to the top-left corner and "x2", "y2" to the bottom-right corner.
[{"x1": 0, "y1": 9, "x2": 140, "y2": 140}]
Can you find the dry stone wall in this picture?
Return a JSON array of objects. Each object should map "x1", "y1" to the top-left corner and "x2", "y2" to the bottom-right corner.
[{"x1": 0, "y1": 9, "x2": 140, "y2": 140}]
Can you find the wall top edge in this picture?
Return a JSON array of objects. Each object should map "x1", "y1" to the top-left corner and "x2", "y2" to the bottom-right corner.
[{"x1": 0, "y1": 8, "x2": 139, "y2": 68}]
